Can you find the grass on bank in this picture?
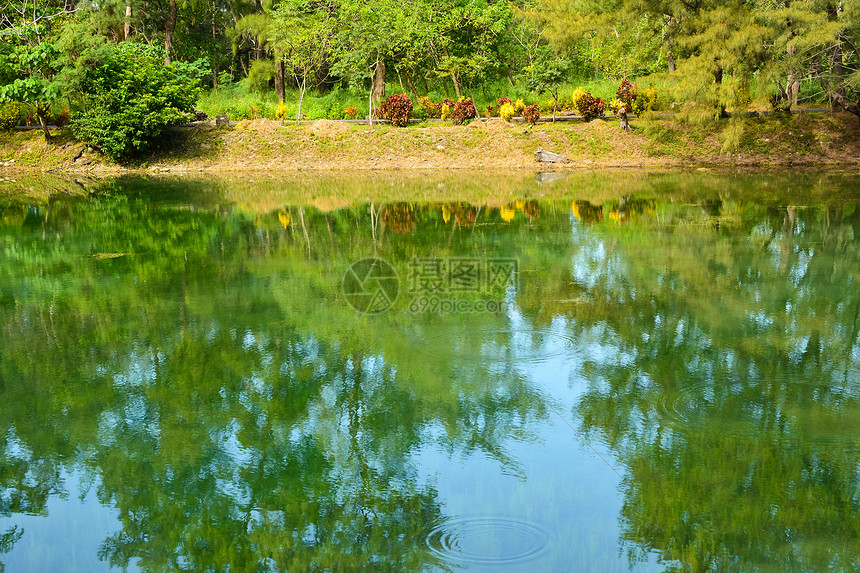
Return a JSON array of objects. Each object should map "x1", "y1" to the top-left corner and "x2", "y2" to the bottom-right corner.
[{"x1": 195, "y1": 74, "x2": 834, "y2": 122}]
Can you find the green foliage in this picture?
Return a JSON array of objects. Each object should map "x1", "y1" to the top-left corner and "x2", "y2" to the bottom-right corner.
[
  {"x1": 71, "y1": 44, "x2": 208, "y2": 160},
  {"x1": 268, "y1": 0, "x2": 336, "y2": 120},
  {"x1": 379, "y1": 93, "x2": 413, "y2": 126},
  {"x1": 226, "y1": 98, "x2": 275, "y2": 120},
  {"x1": 526, "y1": 55, "x2": 572, "y2": 115},
  {"x1": 247, "y1": 59, "x2": 276, "y2": 91},
  {"x1": 0, "y1": 41, "x2": 62, "y2": 134},
  {"x1": 0, "y1": 102, "x2": 22, "y2": 130},
  {"x1": 631, "y1": 85, "x2": 659, "y2": 115},
  {"x1": 416, "y1": 97, "x2": 443, "y2": 119}
]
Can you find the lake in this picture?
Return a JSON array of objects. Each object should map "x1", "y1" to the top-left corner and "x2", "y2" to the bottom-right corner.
[{"x1": 1, "y1": 170, "x2": 859, "y2": 572}]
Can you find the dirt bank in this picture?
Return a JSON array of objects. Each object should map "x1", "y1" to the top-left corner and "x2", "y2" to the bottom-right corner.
[{"x1": 1, "y1": 113, "x2": 858, "y2": 174}]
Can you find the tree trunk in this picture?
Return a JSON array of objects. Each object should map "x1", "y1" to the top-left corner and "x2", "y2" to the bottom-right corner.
[
  {"x1": 468, "y1": 87, "x2": 481, "y2": 120},
  {"x1": 275, "y1": 53, "x2": 285, "y2": 103},
  {"x1": 36, "y1": 108, "x2": 51, "y2": 144},
  {"x1": 404, "y1": 70, "x2": 419, "y2": 98},
  {"x1": 619, "y1": 106, "x2": 630, "y2": 130},
  {"x1": 828, "y1": 3, "x2": 845, "y2": 110},
  {"x1": 211, "y1": 4, "x2": 218, "y2": 86},
  {"x1": 451, "y1": 73, "x2": 461, "y2": 99},
  {"x1": 666, "y1": 16, "x2": 676, "y2": 73},
  {"x1": 124, "y1": 2, "x2": 132, "y2": 40},
  {"x1": 831, "y1": 41, "x2": 845, "y2": 109},
  {"x1": 371, "y1": 56, "x2": 386, "y2": 105},
  {"x1": 831, "y1": 92, "x2": 860, "y2": 120},
  {"x1": 296, "y1": 76, "x2": 306, "y2": 123},
  {"x1": 164, "y1": 0, "x2": 177, "y2": 64}
]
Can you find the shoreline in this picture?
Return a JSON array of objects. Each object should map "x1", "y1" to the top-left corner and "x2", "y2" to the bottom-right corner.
[{"x1": 1, "y1": 113, "x2": 859, "y2": 176}]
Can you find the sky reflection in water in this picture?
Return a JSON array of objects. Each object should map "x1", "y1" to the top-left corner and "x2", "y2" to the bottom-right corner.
[{"x1": 1, "y1": 171, "x2": 859, "y2": 572}]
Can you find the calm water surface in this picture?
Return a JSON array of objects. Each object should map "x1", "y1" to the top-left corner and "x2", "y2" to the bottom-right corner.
[{"x1": 1, "y1": 171, "x2": 859, "y2": 572}]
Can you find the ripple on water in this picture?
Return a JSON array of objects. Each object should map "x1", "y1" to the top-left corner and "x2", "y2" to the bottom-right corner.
[
  {"x1": 422, "y1": 328, "x2": 578, "y2": 367},
  {"x1": 656, "y1": 377, "x2": 860, "y2": 451},
  {"x1": 426, "y1": 517, "x2": 549, "y2": 567}
]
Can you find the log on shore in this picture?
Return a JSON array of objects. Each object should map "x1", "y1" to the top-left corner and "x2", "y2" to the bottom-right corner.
[{"x1": 535, "y1": 148, "x2": 571, "y2": 163}]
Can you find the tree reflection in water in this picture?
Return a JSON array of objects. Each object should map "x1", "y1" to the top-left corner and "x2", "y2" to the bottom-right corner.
[{"x1": 0, "y1": 171, "x2": 859, "y2": 571}]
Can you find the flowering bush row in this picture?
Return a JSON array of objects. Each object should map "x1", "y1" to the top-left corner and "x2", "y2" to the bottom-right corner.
[
  {"x1": 615, "y1": 80, "x2": 659, "y2": 115},
  {"x1": 321, "y1": 81, "x2": 661, "y2": 127}
]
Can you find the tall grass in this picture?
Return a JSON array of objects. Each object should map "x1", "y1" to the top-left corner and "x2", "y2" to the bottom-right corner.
[{"x1": 195, "y1": 73, "x2": 833, "y2": 121}]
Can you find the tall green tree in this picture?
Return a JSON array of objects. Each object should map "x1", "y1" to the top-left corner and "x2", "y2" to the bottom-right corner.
[
  {"x1": 269, "y1": 0, "x2": 335, "y2": 115},
  {"x1": 0, "y1": 0, "x2": 73, "y2": 142}
]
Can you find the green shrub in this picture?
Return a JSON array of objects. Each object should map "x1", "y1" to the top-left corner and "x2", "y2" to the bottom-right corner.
[
  {"x1": 632, "y1": 86, "x2": 659, "y2": 115},
  {"x1": 0, "y1": 102, "x2": 22, "y2": 130},
  {"x1": 71, "y1": 44, "x2": 207, "y2": 160}
]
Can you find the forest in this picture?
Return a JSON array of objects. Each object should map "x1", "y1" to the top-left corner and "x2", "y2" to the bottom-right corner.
[{"x1": 1, "y1": 0, "x2": 859, "y2": 159}]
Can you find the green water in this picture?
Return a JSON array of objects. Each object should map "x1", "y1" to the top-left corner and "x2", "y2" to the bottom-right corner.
[{"x1": 1, "y1": 171, "x2": 859, "y2": 572}]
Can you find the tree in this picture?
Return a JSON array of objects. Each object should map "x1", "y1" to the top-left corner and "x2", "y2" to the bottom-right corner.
[
  {"x1": 268, "y1": 0, "x2": 335, "y2": 120},
  {"x1": 526, "y1": 53, "x2": 572, "y2": 119},
  {"x1": 0, "y1": 1, "x2": 72, "y2": 143},
  {"x1": 70, "y1": 43, "x2": 207, "y2": 159}
]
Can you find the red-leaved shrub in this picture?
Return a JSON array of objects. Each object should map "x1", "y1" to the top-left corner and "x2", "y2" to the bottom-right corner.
[
  {"x1": 451, "y1": 98, "x2": 476, "y2": 125},
  {"x1": 522, "y1": 104, "x2": 540, "y2": 124},
  {"x1": 616, "y1": 80, "x2": 638, "y2": 108},
  {"x1": 578, "y1": 93, "x2": 605, "y2": 121},
  {"x1": 379, "y1": 94, "x2": 413, "y2": 127}
]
